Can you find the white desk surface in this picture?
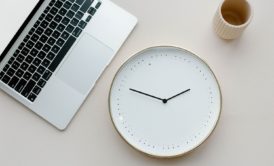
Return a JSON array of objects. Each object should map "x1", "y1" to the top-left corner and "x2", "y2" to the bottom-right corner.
[{"x1": 1, "y1": 0, "x2": 274, "y2": 165}]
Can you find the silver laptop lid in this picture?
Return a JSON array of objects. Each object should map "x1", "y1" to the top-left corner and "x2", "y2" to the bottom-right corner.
[{"x1": 0, "y1": 0, "x2": 42, "y2": 62}]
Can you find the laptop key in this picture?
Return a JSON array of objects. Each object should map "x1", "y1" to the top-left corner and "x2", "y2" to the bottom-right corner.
[
  {"x1": 78, "y1": 20, "x2": 87, "y2": 29},
  {"x1": 61, "y1": 31, "x2": 69, "y2": 40},
  {"x1": 52, "y1": 45, "x2": 60, "y2": 54},
  {"x1": 28, "y1": 93, "x2": 37, "y2": 102},
  {"x1": 8, "y1": 57, "x2": 15, "y2": 65},
  {"x1": 3, "y1": 64, "x2": 9, "y2": 72},
  {"x1": 37, "y1": 66, "x2": 46, "y2": 75},
  {"x1": 2, "y1": 75, "x2": 11, "y2": 84},
  {"x1": 72, "y1": 27, "x2": 82, "y2": 37},
  {"x1": 30, "y1": 48, "x2": 39, "y2": 57},
  {"x1": 20, "y1": 62, "x2": 29, "y2": 70},
  {"x1": 21, "y1": 80, "x2": 35, "y2": 97},
  {"x1": 57, "y1": 24, "x2": 66, "y2": 32},
  {"x1": 52, "y1": 31, "x2": 61, "y2": 39},
  {"x1": 62, "y1": 17, "x2": 70, "y2": 25},
  {"x1": 75, "y1": 11, "x2": 84, "y2": 20},
  {"x1": 71, "y1": 4, "x2": 80, "y2": 12},
  {"x1": 95, "y1": 1, "x2": 102, "y2": 9},
  {"x1": 7, "y1": 68, "x2": 15, "y2": 77},
  {"x1": 48, "y1": 36, "x2": 76, "y2": 72},
  {"x1": 42, "y1": 70, "x2": 52, "y2": 80},
  {"x1": 9, "y1": 59, "x2": 16, "y2": 66},
  {"x1": 13, "y1": 50, "x2": 20, "y2": 57},
  {"x1": 40, "y1": 35, "x2": 49, "y2": 43},
  {"x1": 47, "y1": 37, "x2": 56, "y2": 46},
  {"x1": 76, "y1": 0, "x2": 84, "y2": 5},
  {"x1": 54, "y1": 14, "x2": 63, "y2": 22},
  {"x1": 54, "y1": 0, "x2": 63, "y2": 8},
  {"x1": 37, "y1": 79, "x2": 46, "y2": 88},
  {"x1": 59, "y1": 8, "x2": 67, "y2": 15},
  {"x1": 32, "y1": 86, "x2": 42, "y2": 95},
  {"x1": 42, "y1": 59, "x2": 51, "y2": 68},
  {"x1": 28, "y1": 65, "x2": 37, "y2": 74},
  {"x1": 15, "y1": 79, "x2": 27, "y2": 93},
  {"x1": 47, "y1": 52, "x2": 55, "y2": 60},
  {"x1": 8, "y1": 76, "x2": 19, "y2": 88},
  {"x1": 86, "y1": 15, "x2": 91, "y2": 22},
  {"x1": 21, "y1": 48, "x2": 30, "y2": 56},
  {"x1": 23, "y1": 35, "x2": 30, "y2": 43},
  {"x1": 66, "y1": 10, "x2": 75, "y2": 18},
  {"x1": 56, "y1": 38, "x2": 65, "y2": 47},
  {"x1": 44, "y1": 6, "x2": 51, "y2": 14},
  {"x1": 88, "y1": 7, "x2": 96, "y2": 15},
  {"x1": 35, "y1": 41, "x2": 44, "y2": 50},
  {"x1": 70, "y1": 18, "x2": 79, "y2": 26},
  {"x1": 40, "y1": 20, "x2": 49, "y2": 29},
  {"x1": 64, "y1": 2, "x2": 72, "y2": 9},
  {"x1": 26, "y1": 41, "x2": 34, "y2": 49},
  {"x1": 45, "y1": 13, "x2": 54, "y2": 22},
  {"x1": 66, "y1": 24, "x2": 74, "y2": 33},
  {"x1": 45, "y1": 28, "x2": 53, "y2": 36},
  {"x1": 31, "y1": 34, "x2": 40, "y2": 42},
  {"x1": 38, "y1": 51, "x2": 47, "y2": 59},
  {"x1": 25, "y1": 56, "x2": 34, "y2": 63},
  {"x1": 80, "y1": 0, "x2": 93, "y2": 12},
  {"x1": 38, "y1": 14, "x2": 45, "y2": 21},
  {"x1": 33, "y1": 58, "x2": 42, "y2": 66},
  {"x1": 49, "y1": 0, "x2": 55, "y2": 6},
  {"x1": 50, "y1": 7, "x2": 59, "y2": 15},
  {"x1": 28, "y1": 28, "x2": 35, "y2": 36},
  {"x1": 42, "y1": 44, "x2": 51, "y2": 53},
  {"x1": 12, "y1": 61, "x2": 20, "y2": 70},
  {"x1": 32, "y1": 73, "x2": 41, "y2": 81},
  {"x1": 49, "y1": 21, "x2": 58, "y2": 29},
  {"x1": 18, "y1": 43, "x2": 25, "y2": 50},
  {"x1": 23, "y1": 72, "x2": 32, "y2": 80},
  {"x1": 15, "y1": 69, "x2": 24, "y2": 78}
]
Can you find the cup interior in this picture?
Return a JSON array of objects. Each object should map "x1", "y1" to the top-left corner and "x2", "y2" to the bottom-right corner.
[{"x1": 221, "y1": 0, "x2": 251, "y2": 26}]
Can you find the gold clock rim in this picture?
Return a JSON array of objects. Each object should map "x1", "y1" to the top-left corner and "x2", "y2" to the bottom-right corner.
[{"x1": 108, "y1": 45, "x2": 223, "y2": 158}]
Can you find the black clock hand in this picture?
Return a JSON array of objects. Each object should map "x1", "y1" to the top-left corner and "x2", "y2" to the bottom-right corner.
[
  {"x1": 129, "y1": 88, "x2": 164, "y2": 102},
  {"x1": 167, "y1": 89, "x2": 191, "y2": 101}
]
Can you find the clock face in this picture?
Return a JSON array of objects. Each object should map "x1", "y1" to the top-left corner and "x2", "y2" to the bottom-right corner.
[{"x1": 109, "y1": 46, "x2": 221, "y2": 157}]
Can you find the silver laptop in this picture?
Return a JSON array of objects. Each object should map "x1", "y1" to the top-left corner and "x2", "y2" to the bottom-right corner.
[{"x1": 0, "y1": 0, "x2": 137, "y2": 130}]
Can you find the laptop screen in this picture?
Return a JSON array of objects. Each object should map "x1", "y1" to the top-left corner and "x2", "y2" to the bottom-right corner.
[{"x1": 0, "y1": 0, "x2": 39, "y2": 61}]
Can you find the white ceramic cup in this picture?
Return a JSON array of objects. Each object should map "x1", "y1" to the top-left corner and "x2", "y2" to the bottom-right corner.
[{"x1": 213, "y1": 0, "x2": 253, "y2": 40}]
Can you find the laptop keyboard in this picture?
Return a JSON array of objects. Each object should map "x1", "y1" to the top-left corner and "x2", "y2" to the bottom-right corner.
[{"x1": 0, "y1": 0, "x2": 101, "y2": 102}]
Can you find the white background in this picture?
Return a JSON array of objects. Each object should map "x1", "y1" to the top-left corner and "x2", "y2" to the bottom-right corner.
[{"x1": 0, "y1": 0, "x2": 274, "y2": 165}]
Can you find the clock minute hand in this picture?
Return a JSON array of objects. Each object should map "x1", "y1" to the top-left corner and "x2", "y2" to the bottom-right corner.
[
  {"x1": 167, "y1": 89, "x2": 191, "y2": 101},
  {"x1": 129, "y1": 88, "x2": 164, "y2": 102}
]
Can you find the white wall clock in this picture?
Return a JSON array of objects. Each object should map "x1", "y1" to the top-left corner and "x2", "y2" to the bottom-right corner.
[{"x1": 109, "y1": 46, "x2": 222, "y2": 158}]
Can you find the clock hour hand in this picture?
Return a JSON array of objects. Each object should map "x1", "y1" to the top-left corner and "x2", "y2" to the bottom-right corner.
[
  {"x1": 129, "y1": 88, "x2": 164, "y2": 102},
  {"x1": 166, "y1": 89, "x2": 191, "y2": 101}
]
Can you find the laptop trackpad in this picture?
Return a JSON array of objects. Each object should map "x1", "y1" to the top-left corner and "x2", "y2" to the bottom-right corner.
[{"x1": 56, "y1": 33, "x2": 113, "y2": 94}]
